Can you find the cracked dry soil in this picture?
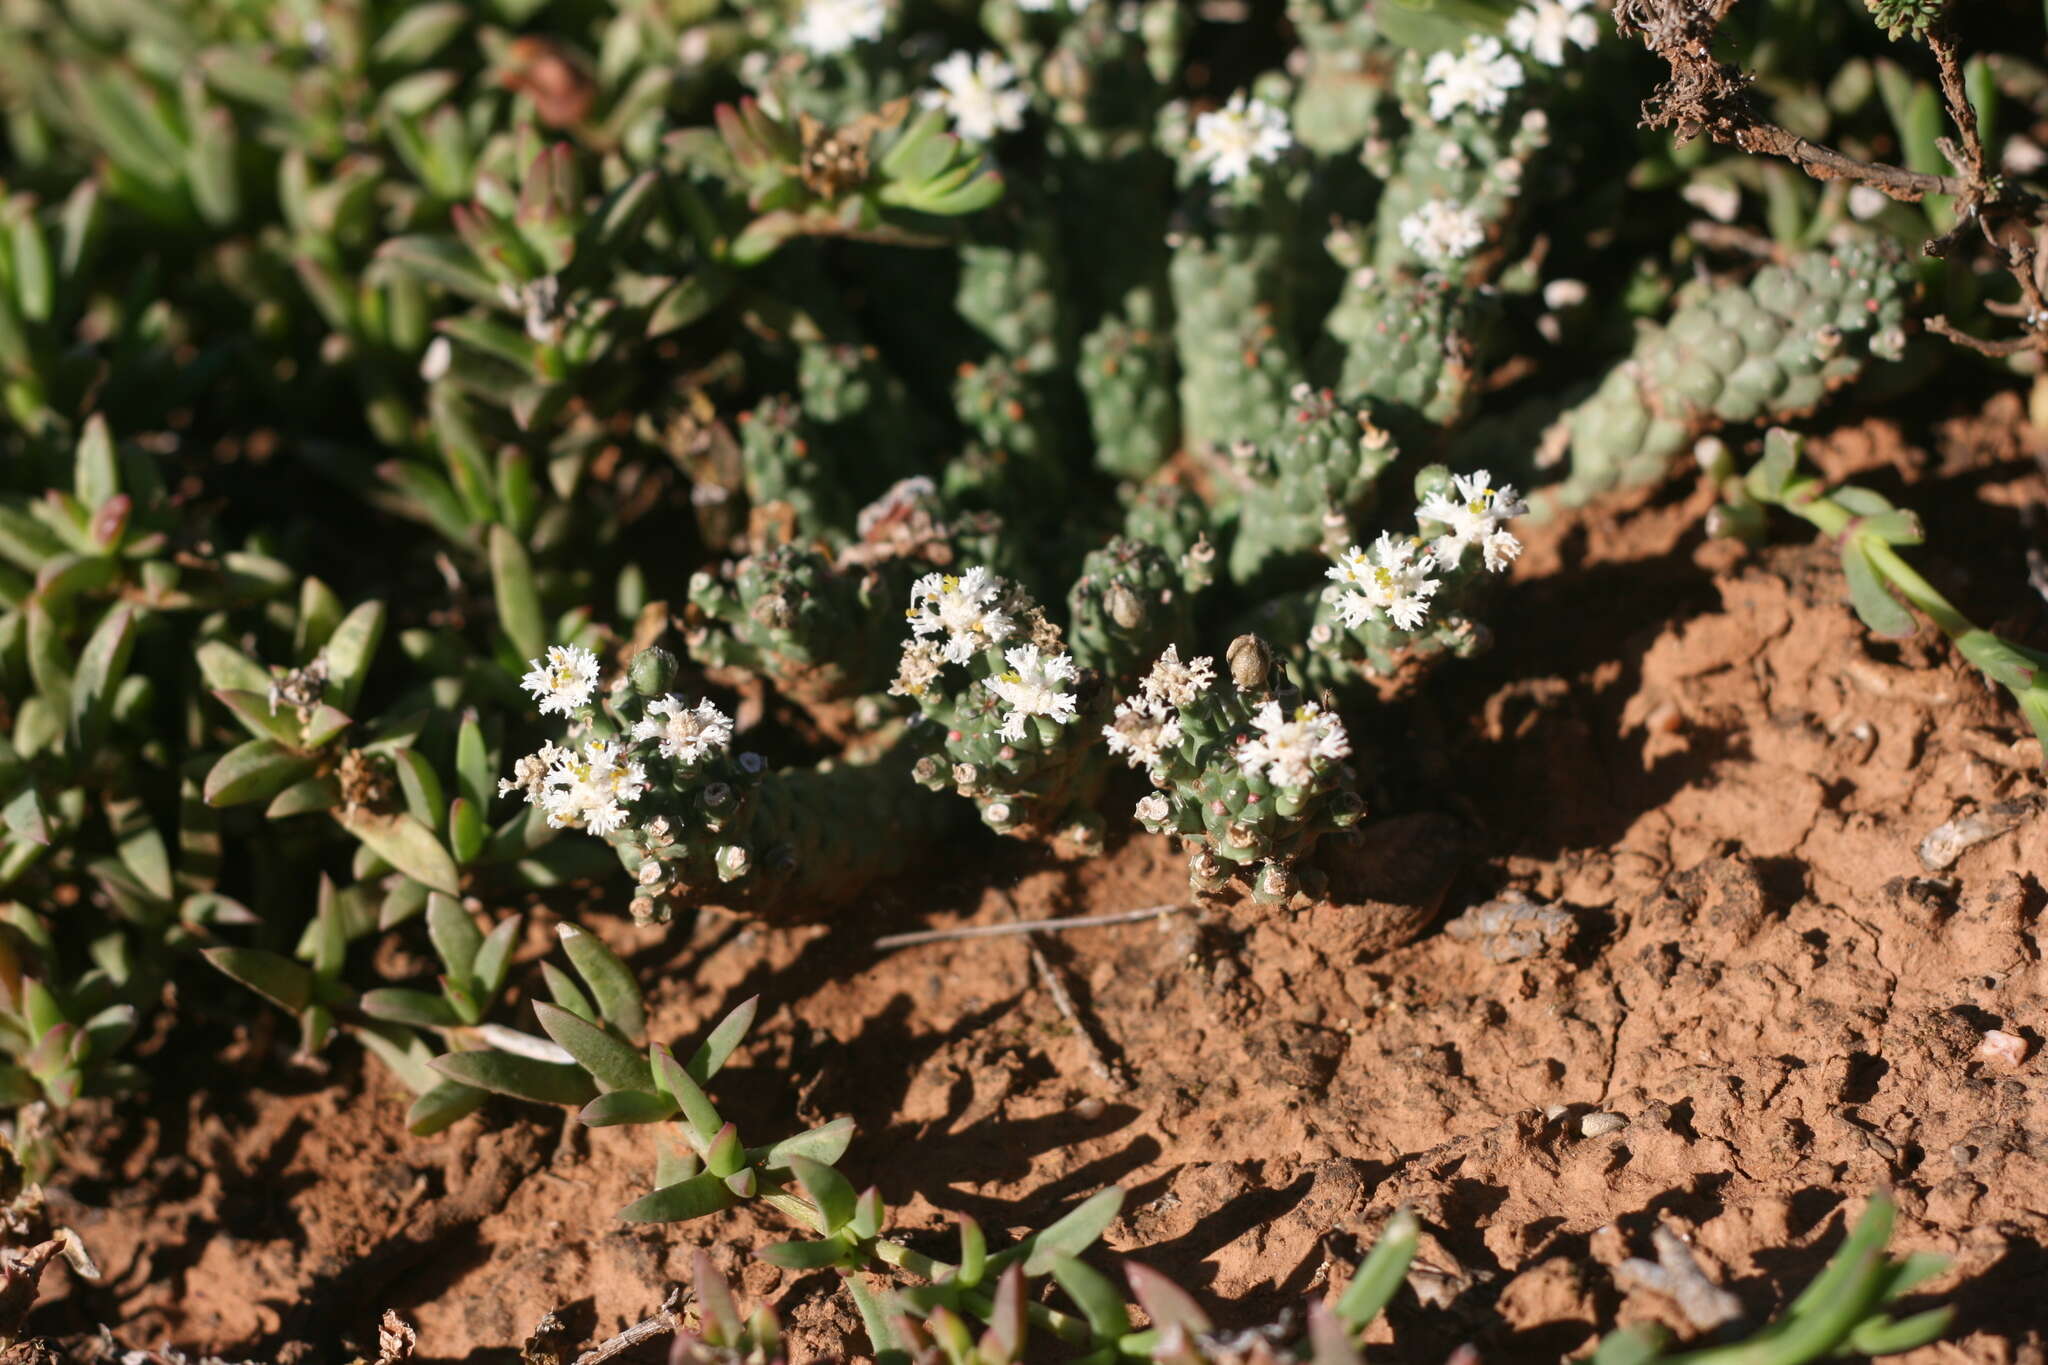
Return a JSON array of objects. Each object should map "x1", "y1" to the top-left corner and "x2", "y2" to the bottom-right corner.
[{"x1": 27, "y1": 395, "x2": 2048, "y2": 1363}]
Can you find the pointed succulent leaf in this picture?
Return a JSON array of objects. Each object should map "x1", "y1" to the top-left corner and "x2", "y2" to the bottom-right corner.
[
  {"x1": 408, "y1": 1079, "x2": 491, "y2": 1136},
  {"x1": 489, "y1": 525, "x2": 547, "y2": 661},
  {"x1": 360, "y1": 988, "x2": 463, "y2": 1029},
  {"x1": 618, "y1": 1171, "x2": 735, "y2": 1224},
  {"x1": 651, "y1": 1042, "x2": 722, "y2": 1142},
  {"x1": 758, "y1": 1238, "x2": 850, "y2": 1270},
  {"x1": 788, "y1": 1154, "x2": 858, "y2": 1234},
  {"x1": 1047, "y1": 1254, "x2": 1129, "y2": 1342},
  {"x1": 322, "y1": 601, "x2": 385, "y2": 715},
  {"x1": 378, "y1": 236, "x2": 503, "y2": 306},
  {"x1": 579, "y1": 1088, "x2": 677, "y2": 1127},
  {"x1": 204, "y1": 947, "x2": 315, "y2": 1014},
  {"x1": 196, "y1": 641, "x2": 273, "y2": 694},
  {"x1": 1125, "y1": 1263, "x2": 1211, "y2": 1336},
  {"x1": 1841, "y1": 541, "x2": 1917, "y2": 640},
  {"x1": 431, "y1": 1048, "x2": 596, "y2": 1105},
  {"x1": 557, "y1": 923, "x2": 644, "y2": 1039},
  {"x1": 1846, "y1": 1306, "x2": 1955, "y2": 1355},
  {"x1": 69, "y1": 605, "x2": 137, "y2": 755},
  {"x1": 213, "y1": 689, "x2": 304, "y2": 747},
  {"x1": 996, "y1": 1187, "x2": 1125, "y2": 1276},
  {"x1": 204, "y1": 740, "x2": 319, "y2": 807},
  {"x1": 336, "y1": 810, "x2": 460, "y2": 895},
  {"x1": 758, "y1": 1116, "x2": 855, "y2": 1170},
  {"x1": 685, "y1": 994, "x2": 756, "y2": 1082},
  {"x1": 534, "y1": 1000, "x2": 654, "y2": 1092}
]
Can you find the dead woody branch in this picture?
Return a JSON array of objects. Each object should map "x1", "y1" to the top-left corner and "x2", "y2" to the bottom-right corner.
[{"x1": 1614, "y1": 0, "x2": 2048, "y2": 357}]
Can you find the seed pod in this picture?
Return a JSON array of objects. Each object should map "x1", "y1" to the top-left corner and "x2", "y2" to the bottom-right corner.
[{"x1": 1227, "y1": 634, "x2": 1276, "y2": 692}]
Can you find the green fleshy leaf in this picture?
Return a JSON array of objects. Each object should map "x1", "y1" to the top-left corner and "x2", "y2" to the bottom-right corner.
[
  {"x1": 335, "y1": 810, "x2": 460, "y2": 895},
  {"x1": 758, "y1": 1117, "x2": 855, "y2": 1171},
  {"x1": 686, "y1": 994, "x2": 756, "y2": 1082},
  {"x1": 617, "y1": 1171, "x2": 736, "y2": 1225},
  {"x1": 557, "y1": 923, "x2": 645, "y2": 1039},
  {"x1": 758, "y1": 1238, "x2": 850, "y2": 1270},
  {"x1": 490, "y1": 525, "x2": 546, "y2": 662},
  {"x1": 204, "y1": 740, "x2": 318, "y2": 807},
  {"x1": 322, "y1": 600, "x2": 386, "y2": 715},
  {"x1": 204, "y1": 946, "x2": 315, "y2": 1014},
  {"x1": 360, "y1": 988, "x2": 462, "y2": 1029},
  {"x1": 408, "y1": 1079, "x2": 491, "y2": 1135},
  {"x1": 787, "y1": 1155, "x2": 857, "y2": 1235},
  {"x1": 1011, "y1": 1187, "x2": 1125, "y2": 1277},
  {"x1": 430, "y1": 1048, "x2": 596, "y2": 1105},
  {"x1": 579, "y1": 1088, "x2": 677, "y2": 1127},
  {"x1": 534, "y1": 1000, "x2": 654, "y2": 1092},
  {"x1": 1841, "y1": 542, "x2": 1917, "y2": 640},
  {"x1": 1334, "y1": 1207, "x2": 1419, "y2": 1329}
]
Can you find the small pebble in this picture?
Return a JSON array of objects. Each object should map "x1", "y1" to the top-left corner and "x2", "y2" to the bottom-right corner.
[
  {"x1": 1977, "y1": 1030, "x2": 2030, "y2": 1067},
  {"x1": 1918, "y1": 798, "x2": 2041, "y2": 872},
  {"x1": 1580, "y1": 1111, "x2": 1627, "y2": 1138}
]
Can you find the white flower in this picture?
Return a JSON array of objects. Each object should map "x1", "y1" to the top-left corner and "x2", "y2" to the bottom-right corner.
[
  {"x1": 1190, "y1": 91, "x2": 1292, "y2": 185},
  {"x1": 1505, "y1": 0, "x2": 1599, "y2": 66},
  {"x1": 420, "y1": 336, "x2": 452, "y2": 382},
  {"x1": 521, "y1": 644, "x2": 601, "y2": 716},
  {"x1": 1418, "y1": 469, "x2": 1528, "y2": 572},
  {"x1": 1847, "y1": 184, "x2": 1890, "y2": 221},
  {"x1": 987, "y1": 645, "x2": 1079, "y2": 741},
  {"x1": 500, "y1": 741, "x2": 571, "y2": 803},
  {"x1": 1139, "y1": 645, "x2": 1216, "y2": 707},
  {"x1": 1327, "y1": 533, "x2": 1442, "y2": 632},
  {"x1": 1135, "y1": 793, "x2": 1172, "y2": 825},
  {"x1": 1422, "y1": 36, "x2": 1525, "y2": 121},
  {"x1": 1102, "y1": 697, "x2": 1182, "y2": 769},
  {"x1": 1397, "y1": 199, "x2": 1486, "y2": 267},
  {"x1": 540, "y1": 739, "x2": 648, "y2": 836},
  {"x1": 791, "y1": 0, "x2": 886, "y2": 55},
  {"x1": 907, "y1": 566, "x2": 1014, "y2": 664},
  {"x1": 891, "y1": 638, "x2": 949, "y2": 698},
  {"x1": 922, "y1": 51, "x2": 1029, "y2": 142},
  {"x1": 632, "y1": 696, "x2": 734, "y2": 763},
  {"x1": 1238, "y1": 701, "x2": 1350, "y2": 789}
]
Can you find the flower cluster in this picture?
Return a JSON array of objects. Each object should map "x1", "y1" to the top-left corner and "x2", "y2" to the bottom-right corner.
[
  {"x1": 791, "y1": 0, "x2": 888, "y2": 55},
  {"x1": 633, "y1": 696, "x2": 736, "y2": 763},
  {"x1": 1239, "y1": 701, "x2": 1350, "y2": 789},
  {"x1": 898, "y1": 567, "x2": 1079, "y2": 742},
  {"x1": 1326, "y1": 472, "x2": 1525, "y2": 633},
  {"x1": 1190, "y1": 92, "x2": 1293, "y2": 185},
  {"x1": 1506, "y1": 0, "x2": 1600, "y2": 66},
  {"x1": 530, "y1": 739, "x2": 650, "y2": 837},
  {"x1": 923, "y1": 51, "x2": 1029, "y2": 142},
  {"x1": 906, "y1": 566, "x2": 1014, "y2": 663},
  {"x1": 987, "y1": 644, "x2": 1081, "y2": 740},
  {"x1": 1108, "y1": 639, "x2": 1364, "y2": 902},
  {"x1": 1422, "y1": 36, "x2": 1526, "y2": 121},
  {"x1": 1100, "y1": 645, "x2": 1212, "y2": 771},
  {"x1": 506, "y1": 644, "x2": 737, "y2": 844},
  {"x1": 1328, "y1": 535, "x2": 1441, "y2": 631},
  {"x1": 520, "y1": 644, "x2": 601, "y2": 716},
  {"x1": 1398, "y1": 199, "x2": 1487, "y2": 267},
  {"x1": 1421, "y1": 469, "x2": 1529, "y2": 571}
]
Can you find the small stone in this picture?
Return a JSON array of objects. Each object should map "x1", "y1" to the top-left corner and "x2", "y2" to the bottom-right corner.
[
  {"x1": 1976, "y1": 1029, "x2": 2030, "y2": 1067},
  {"x1": 1580, "y1": 1111, "x2": 1627, "y2": 1138},
  {"x1": 1918, "y1": 797, "x2": 2041, "y2": 871}
]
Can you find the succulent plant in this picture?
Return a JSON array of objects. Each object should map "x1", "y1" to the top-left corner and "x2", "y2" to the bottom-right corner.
[
  {"x1": 1109, "y1": 636, "x2": 1365, "y2": 903},
  {"x1": 1561, "y1": 241, "x2": 1915, "y2": 501}
]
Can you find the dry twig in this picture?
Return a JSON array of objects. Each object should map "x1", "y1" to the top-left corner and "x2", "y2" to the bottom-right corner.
[
  {"x1": 573, "y1": 1287, "x2": 688, "y2": 1365},
  {"x1": 1616, "y1": 0, "x2": 2048, "y2": 356},
  {"x1": 872, "y1": 902, "x2": 1190, "y2": 950}
]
